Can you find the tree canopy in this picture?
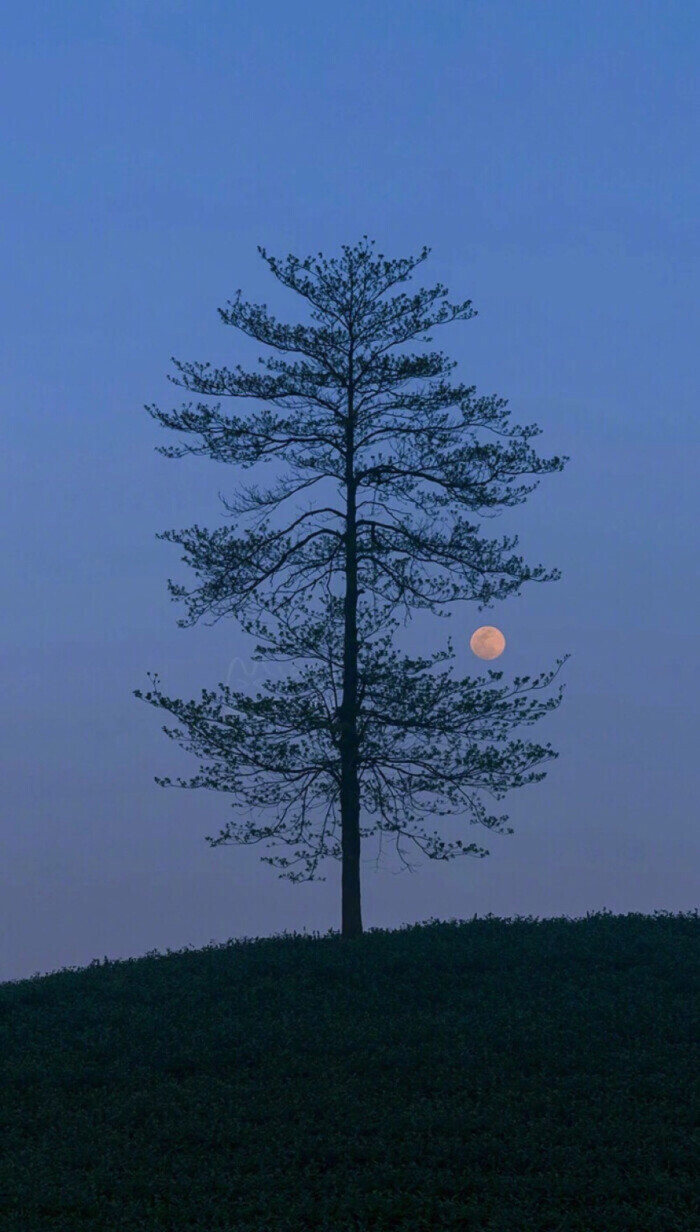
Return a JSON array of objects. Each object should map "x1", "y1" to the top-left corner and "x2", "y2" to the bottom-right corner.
[{"x1": 134, "y1": 236, "x2": 571, "y2": 937}]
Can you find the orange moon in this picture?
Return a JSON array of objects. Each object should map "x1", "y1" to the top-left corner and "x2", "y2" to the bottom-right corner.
[{"x1": 469, "y1": 625, "x2": 506, "y2": 660}]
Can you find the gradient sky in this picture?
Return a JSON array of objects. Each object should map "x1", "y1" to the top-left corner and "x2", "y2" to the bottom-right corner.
[{"x1": 2, "y1": 0, "x2": 698, "y2": 986}]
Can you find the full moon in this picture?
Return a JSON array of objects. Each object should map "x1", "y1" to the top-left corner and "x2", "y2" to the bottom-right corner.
[{"x1": 470, "y1": 625, "x2": 506, "y2": 660}]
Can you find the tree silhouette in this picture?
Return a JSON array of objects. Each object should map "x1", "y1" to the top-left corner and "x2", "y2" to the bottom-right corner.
[{"x1": 133, "y1": 236, "x2": 571, "y2": 939}]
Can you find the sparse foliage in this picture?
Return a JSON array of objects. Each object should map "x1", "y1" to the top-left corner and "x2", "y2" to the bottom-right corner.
[{"x1": 134, "y1": 236, "x2": 571, "y2": 937}]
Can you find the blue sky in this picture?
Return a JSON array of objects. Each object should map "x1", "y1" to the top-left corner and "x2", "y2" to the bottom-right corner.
[{"x1": 2, "y1": 0, "x2": 697, "y2": 984}]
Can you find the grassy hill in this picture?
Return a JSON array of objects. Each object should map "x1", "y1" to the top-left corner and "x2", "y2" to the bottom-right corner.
[{"x1": 1, "y1": 908, "x2": 698, "y2": 1230}]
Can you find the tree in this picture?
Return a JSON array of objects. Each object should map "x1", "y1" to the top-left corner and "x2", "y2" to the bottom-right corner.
[{"x1": 133, "y1": 236, "x2": 571, "y2": 940}]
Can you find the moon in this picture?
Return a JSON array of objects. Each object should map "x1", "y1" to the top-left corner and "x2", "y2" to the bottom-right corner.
[{"x1": 470, "y1": 625, "x2": 506, "y2": 660}]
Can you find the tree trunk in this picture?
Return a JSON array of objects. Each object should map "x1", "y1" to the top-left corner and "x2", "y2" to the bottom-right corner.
[{"x1": 339, "y1": 347, "x2": 363, "y2": 939}]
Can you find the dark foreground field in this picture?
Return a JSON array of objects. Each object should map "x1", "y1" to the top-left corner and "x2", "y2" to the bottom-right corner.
[{"x1": 1, "y1": 908, "x2": 698, "y2": 1231}]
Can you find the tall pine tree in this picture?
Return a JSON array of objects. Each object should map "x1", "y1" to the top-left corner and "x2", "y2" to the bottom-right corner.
[{"x1": 134, "y1": 236, "x2": 571, "y2": 938}]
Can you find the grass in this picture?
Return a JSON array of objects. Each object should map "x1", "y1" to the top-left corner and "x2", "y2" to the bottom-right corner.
[{"x1": 0, "y1": 907, "x2": 697, "y2": 1231}]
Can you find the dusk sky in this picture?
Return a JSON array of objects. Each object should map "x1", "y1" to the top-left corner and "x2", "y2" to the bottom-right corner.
[{"x1": 2, "y1": 1, "x2": 697, "y2": 986}]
